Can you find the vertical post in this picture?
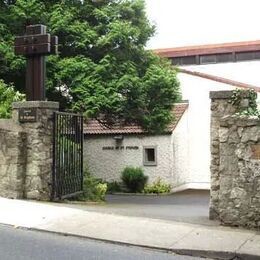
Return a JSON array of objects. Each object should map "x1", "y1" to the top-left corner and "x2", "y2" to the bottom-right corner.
[
  {"x1": 80, "y1": 116, "x2": 84, "y2": 189},
  {"x1": 51, "y1": 112, "x2": 57, "y2": 200},
  {"x1": 25, "y1": 25, "x2": 47, "y2": 101},
  {"x1": 12, "y1": 101, "x2": 59, "y2": 200},
  {"x1": 14, "y1": 24, "x2": 58, "y2": 101},
  {"x1": 209, "y1": 90, "x2": 250, "y2": 220}
]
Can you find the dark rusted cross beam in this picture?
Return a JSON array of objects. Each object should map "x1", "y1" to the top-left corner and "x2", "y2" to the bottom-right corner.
[{"x1": 14, "y1": 24, "x2": 58, "y2": 101}]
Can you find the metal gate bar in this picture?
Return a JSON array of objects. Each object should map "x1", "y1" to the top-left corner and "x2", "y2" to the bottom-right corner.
[{"x1": 52, "y1": 111, "x2": 83, "y2": 200}]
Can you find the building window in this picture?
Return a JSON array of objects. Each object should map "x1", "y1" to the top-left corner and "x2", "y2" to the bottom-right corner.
[
  {"x1": 172, "y1": 56, "x2": 197, "y2": 66},
  {"x1": 143, "y1": 146, "x2": 157, "y2": 166},
  {"x1": 171, "y1": 50, "x2": 260, "y2": 66},
  {"x1": 200, "y1": 54, "x2": 217, "y2": 64},
  {"x1": 171, "y1": 57, "x2": 182, "y2": 65},
  {"x1": 216, "y1": 53, "x2": 233, "y2": 63},
  {"x1": 181, "y1": 56, "x2": 197, "y2": 65},
  {"x1": 236, "y1": 51, "x2": 260, "y2": 62},
  {"x1": 236, "y1": 51, "x2": 255, "y2": 61}
]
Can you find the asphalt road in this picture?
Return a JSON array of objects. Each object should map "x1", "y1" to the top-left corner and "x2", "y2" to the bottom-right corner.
[
  {"x1": 62, "y1": 190, "x2": 218, "y2": 226},
  {"x1": 0, "y1": 225, "x2": 206, "y2": 260}
]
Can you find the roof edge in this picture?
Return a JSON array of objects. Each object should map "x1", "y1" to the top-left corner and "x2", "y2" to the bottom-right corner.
[
  {"x1": 153, "y1": 40, "x2": 260, "y2": 58},
  {"x1": 179, "y1": 68, "x2": 260, "y2": 93},
  {"x1": 84, "y1": 102, "x2": 189, "y2": 135}
]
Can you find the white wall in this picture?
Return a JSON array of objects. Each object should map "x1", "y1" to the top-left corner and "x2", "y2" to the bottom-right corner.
[
  {"x1": 171, "y1": 109, "x2": 189, "y2": 190},
  {"x1": 186, "y1": 61, "x2": 260, "y2": 88},
  {"x1": 84, "y1": 134, "x2": 174, "y2": 185},
  {"x1": 177, "y1": 65, "x2": 238, "y2": 191},
  {"x1": 177, "y1": 61, "x2": 260, "y2": 191}
]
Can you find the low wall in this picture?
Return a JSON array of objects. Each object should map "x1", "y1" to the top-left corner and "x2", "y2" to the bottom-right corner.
[
  {"x1": 210, "y1": 90, "x2": 260, "y2": 229},
  {"x1": 0, "y1": 101, "x2": 59, "y2": 200},
  {"x1": 0, "y1": 120, "x2": 27, "y2": 198}
]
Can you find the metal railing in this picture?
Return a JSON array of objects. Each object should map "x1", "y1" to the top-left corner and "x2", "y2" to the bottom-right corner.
[{"x1": 52, "y1": 112, "x2": 83, "y2": 200}]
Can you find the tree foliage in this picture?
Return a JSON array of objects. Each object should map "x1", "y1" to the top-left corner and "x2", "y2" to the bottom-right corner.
[
  {"x1": 0, "y1": 80, "x2": 24, "y2": 118},
  {"x1": 0, "y1": 0, "x2": 180, "y2": 132}
]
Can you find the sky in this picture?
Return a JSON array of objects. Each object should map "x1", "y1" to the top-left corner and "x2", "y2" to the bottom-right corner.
[{"x1": 145, "y1": 0, "x2": 260, "y2": 49}]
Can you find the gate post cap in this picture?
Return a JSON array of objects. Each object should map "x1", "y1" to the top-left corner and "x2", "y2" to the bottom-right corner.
[{"x1": 12, "y1": 101, "x2": 59, "y2": 109}]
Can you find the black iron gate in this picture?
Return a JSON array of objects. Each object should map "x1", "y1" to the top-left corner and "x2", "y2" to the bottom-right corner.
[{"x1": 52, "y1": 111, "x2": 84, "y2": 200}]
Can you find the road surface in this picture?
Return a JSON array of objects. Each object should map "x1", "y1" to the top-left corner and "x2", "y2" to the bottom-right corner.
[{"x1": 0, "y1": 224, "x2": 207, "y2": 260}]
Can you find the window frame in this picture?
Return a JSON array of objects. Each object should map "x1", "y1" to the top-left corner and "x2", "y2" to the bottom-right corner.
[{"x1": 143, "y1": 146, "x2": 157, "y2": 166}]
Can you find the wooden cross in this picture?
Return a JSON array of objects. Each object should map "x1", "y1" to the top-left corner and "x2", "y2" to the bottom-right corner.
[{"x1": 14, "y1": 24, "x2": 58, "y2": 101}]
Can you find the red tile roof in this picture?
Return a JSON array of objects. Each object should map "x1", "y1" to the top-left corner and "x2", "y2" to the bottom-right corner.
[
  {"x1": 179, "y1": 68, "x2": 260, "y2": 92},
  {"x1": 84, "y1": 103, "x2": 188, "y2": 135},
  {"x1": 153, "y1": 40, "x2": 260, "y2": 58}
]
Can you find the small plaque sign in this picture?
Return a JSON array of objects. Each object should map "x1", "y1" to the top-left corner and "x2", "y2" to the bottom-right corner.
[
  {"x1": 102, "y1": 146, "x2": 139, "y2": 151},
  {"x1": 251, "y1": 145, "x2": 260, "y2": 160},
  {"x1": 19, "y1": 108, "x2": 37, "y2": 123}
]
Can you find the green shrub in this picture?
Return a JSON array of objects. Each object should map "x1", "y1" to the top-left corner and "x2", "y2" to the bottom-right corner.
[
  {"x1": 95, "y1": 183, "x2": 107, "y2": 201},
  {"x1": 144, "y1": 178, "x2": 171, "y2": 194},
  {"x1": 106, "y1": 181, "x2": 122, "y2": 194},
  {"x1": 0, "y1": 80, "x2": 25, "y2": 118},
  {"x1": 78, "y1": 169, "x2": 107, "y2": 201},
  {"x1": 121, "y1": 167, "x2": 148, "y2": 193}
]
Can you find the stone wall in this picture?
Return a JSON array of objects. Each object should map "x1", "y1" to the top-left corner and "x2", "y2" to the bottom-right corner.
[
  {"x1": 209, "y1": 91, "x2": 239, "y2": 219},
  {"x1": 12, "y1": 102, "x2": 59, "y2": 200},
  {"x1": 0, "y1": 101, "x2": 59, "y2": 200},
  {"x1": 218, "y1": 116, "x2": 260, "y2": 228},
  {"x1": 0, "y1": 120, "x2": 27, "y2": 199},
  {"x1": 210, "y1": 90, "x2": 260, "y2": 229}
]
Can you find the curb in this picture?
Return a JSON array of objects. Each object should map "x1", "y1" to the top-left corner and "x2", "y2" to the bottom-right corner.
[
  {"x1": 2, "y1": 223, "x2": 258, "y2": 260},
  {"x1": 107, "y1": 192, "x2": 173, "y2": 196}
]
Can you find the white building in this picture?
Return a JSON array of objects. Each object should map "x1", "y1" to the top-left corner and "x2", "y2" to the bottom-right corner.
[
  {"x1": 84, "y1": 40, "x2": 260, "y2": 192},
  {"x1": 155, "y1": 40, "x2": 260, "y2": 191},
  {"x1": 84, "y1": 103, "x2": 189, "y2": 190}
]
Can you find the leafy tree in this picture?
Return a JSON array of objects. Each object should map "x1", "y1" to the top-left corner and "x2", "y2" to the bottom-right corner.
[
  {"x1": 0, "y1": 0, "x2": 180, "y2": 133},
  {"x1": 0, "y1": 80, "x2": 25, "y2": 118}
]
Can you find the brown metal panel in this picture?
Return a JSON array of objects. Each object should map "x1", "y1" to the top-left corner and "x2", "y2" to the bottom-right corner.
[
  {"x1": 51, "y1": 36, "x2": 59, "y2": 55},
  {"x1": 15, "y1": 24, "x2": 58, "y2": 101},
  {"x1": 40, "y1": 56, "x2": 46, "y2": 100},
  {"x1": 32, "y1": 56, "x2": 46, "y2": 100},
  {"x1": 34, "y1": 56, "x2": 40, "y2": 100},
  {"x1": 15, "y1": 43, "x2": 51, "y2": 56},
  {"x1": 51, "y1": 45, "x2": 58, "y2": 55},
  {"x1": 51, "y1": 36, "x2": 58, "y2": 45},
  {"x1": 26, "y1": 59, "x2": 34, "y2": 100},
  {"x1": 14, "y1": 45, "x2": 28, "y2": 55},
  {"x1": 15, "y1": 34, "x2": 51, "y2": 46},
  {"x1": 26, "y1": 24, "x2": 46, "y2": 35}
]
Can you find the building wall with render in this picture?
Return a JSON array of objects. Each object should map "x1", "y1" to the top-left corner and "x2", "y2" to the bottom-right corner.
[
  {"x1": 177, "y1": 61, "x2": 260, "y2": 191},
  {"x1": 84, "y1": 134, "x2": 173, "y2": 184},
  {"x1": 178, "y1": 73, "x2": 235, "y2": 191},
  {"x1": 84, "y1": 109, "x2": 189, "y2": 188},
  {"x1": 171, "y1": 109, "x2": 190, "y2": 191}
]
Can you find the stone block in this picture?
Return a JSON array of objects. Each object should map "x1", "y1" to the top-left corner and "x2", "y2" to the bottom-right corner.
[
  {"x1": 219, "y1": 127, "x2": 229, "y2": 143},
  {"x1": 220, "y1": 143, "x2": 236, "y2": 156},
  {"x1": 241, "y1": 126, "x2": 260, "y2": 142}
]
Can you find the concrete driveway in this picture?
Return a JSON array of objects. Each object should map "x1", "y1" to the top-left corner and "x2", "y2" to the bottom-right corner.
[{"x1": 63, "y1": 190, "x2": 219, "y2": 226}]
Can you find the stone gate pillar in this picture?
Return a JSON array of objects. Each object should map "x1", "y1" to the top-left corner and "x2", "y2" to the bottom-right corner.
[
  {"x1": 209, "y1": 91, "x2": 250, "y2": 220},
  {"x1": 12, "y1": 101, "x2": 59, "y2": 200}
]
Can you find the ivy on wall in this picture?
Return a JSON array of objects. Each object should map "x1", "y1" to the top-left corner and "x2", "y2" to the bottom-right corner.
[{"x1": 229, "y1": 89, "x2": 260, "y2": 118}]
